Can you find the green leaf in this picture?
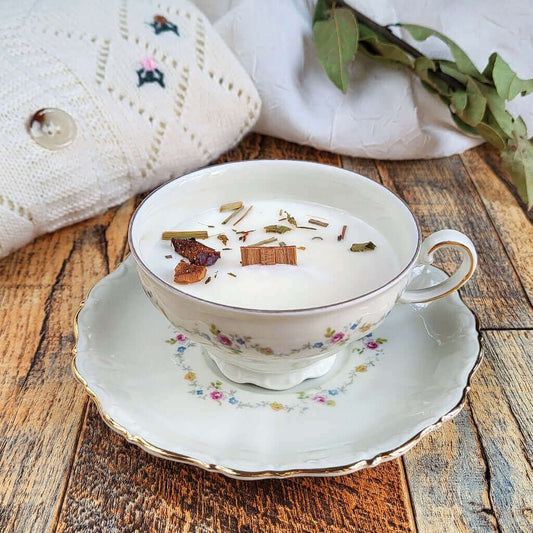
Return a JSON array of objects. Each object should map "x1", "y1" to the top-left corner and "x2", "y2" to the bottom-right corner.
[
  {"x1": 451, "y1": 113, "x2": 480, "y2": 136},
  {"x1": 479, "y1": 85, "x2": 515, "y2": 137},
  {"x1": 482, "y1": 51, "x2": 498, "y2": 79},
  {"x1": 456, "y1": 77, "x2": 486, "y2": 126},
  {"x1": 358, "y1": 36, "x2": 413, "y2": 66},
  {"x1": 476, "y1": 122, "x2": 506, "y2": 151},
  {"x1": 313, "y1": 0, "x2": 329, "y2": 24},
  {"x1": 491, "y1": 53, "x2": 533, "y2": 100},
  {"x1": 313, "y1": 6, "x2": 359, "y2": 93},
  {"x1": 438, "y1": 60, "x2": 468, "y2": 85},
  {"x1": 501, "y1": 137, "x2": 533, "y2": 209},
  {"x1": 451, "y1": 91, "x2": 467, "y2": 112},
  {"x1": 513, "y1": 116, "x2": 528, "y2": 137},
  {"x1": 400, "y1": 24, "x2": 487, "y2": 82}
]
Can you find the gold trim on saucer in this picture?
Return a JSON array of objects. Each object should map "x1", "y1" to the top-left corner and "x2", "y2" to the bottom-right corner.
[{"x1": 71, "y1": 265, "x2": 484, "y2": 480}]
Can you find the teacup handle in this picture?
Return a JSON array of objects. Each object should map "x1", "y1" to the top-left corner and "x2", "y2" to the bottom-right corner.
[{"x1": 399, "y1": 229, "x2": 477, "y2": 304}]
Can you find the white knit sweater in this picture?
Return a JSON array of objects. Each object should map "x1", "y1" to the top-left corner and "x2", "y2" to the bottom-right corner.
[{"x1": 0, "y1": 0, "x2": 261, "y2": 258}]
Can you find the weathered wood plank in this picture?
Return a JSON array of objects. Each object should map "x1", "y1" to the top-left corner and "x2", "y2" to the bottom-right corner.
[
  {"x1": 460, "y1": 145, "x2": 533, "y2": 305},
  {"x1": 404, "y1": 330, "x2": 533, "y2": 533},
  {"x1": 54, "y1": 136, "x2": 416, "y2": 533},
  {"x1": 0, "y1": 208, "x2": 129, "y2": 533},
  {"x1": 56, "y1": 403, "x2": 416, "y2": 533},
  {"x1": 376, "y1": 156, "x2": 533, "y2": 329}
]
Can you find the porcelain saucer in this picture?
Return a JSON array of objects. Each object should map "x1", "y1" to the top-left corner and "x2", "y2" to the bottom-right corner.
[{"x1": 73, "y1": 257, "x2": 482, "y2": 479}]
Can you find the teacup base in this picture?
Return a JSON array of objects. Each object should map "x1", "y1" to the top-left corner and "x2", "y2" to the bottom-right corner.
[{"x1": 206, "y1": 350, "x2": 338, "y2": 390}]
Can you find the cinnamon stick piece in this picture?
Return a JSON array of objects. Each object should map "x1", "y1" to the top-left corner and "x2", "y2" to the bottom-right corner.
[{"x1": 241, "y1": 246, "x2": 297, "y2": 266}]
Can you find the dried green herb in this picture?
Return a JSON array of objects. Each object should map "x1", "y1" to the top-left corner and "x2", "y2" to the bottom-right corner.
[
  {"x1": 264, "y1": 225, "x2": 292, "y2": 234},
  {"x1": 297, "y1": 226, "x2": 317, "y2": 230},
  {"x1": 165, "y1": 254, "x2": 172, "y2": 258},
  {"x1": 350, "y1": 241, "x2": 376, "y2": 252},
  {"x1": 220, "y1": 201, "x2": 243, "y2": 212},
  {"x1": 228, "y1": 272, "x2": 237, "y2": 277},
  {"x1": 233, "y1": 205, "x2": 253, "y2": 226},
  {"x1": 284, "y1": 211, "x2": 298, "y2": 226},
  {"x1": 313, "y1": 0, "x2": 533, "y2": 213},
  {"x1": 222, "y1": 205, "x2": 243, "y2": 224},
  {"x1": 312, "y1": 236, "x2": 324, "y2": 240},
  {"x1": 162, "y1": 230, "x2": 208, "y2": 240},
  {"x1": 217, "y1": 234, "x2": 229, "y2": 246},
  {"x1": 204, "y1": 276, "x2": 212, "y2": 284},
  {"x1": 249, "y1": 237, "x2": 278, "y2": 246}
]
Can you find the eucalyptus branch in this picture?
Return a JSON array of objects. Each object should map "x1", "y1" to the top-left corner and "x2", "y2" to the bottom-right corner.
[
  {"x1": 328, "y1": 0, "x2": 464, "y2": 91},
  {"x1": 313, "y1": 0, "x2": 533, "y2": 214}
]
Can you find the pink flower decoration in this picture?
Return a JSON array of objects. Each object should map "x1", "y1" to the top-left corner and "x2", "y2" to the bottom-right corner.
[
  {"x1": 176, "y1": 334, "x2": 187, "y2": 342},
  {"x1": 366, "y1": 341, "x2": 379, "y2": 350},
  {"x1": 217, "y1": 334, "x2": 232, "y2": 346},
  {"x1": 141, "y1": 57, "x2": 157, "y2": 72},
  {"x1": 330, "y1": 332, "x2": 344, "y2": 343},
  {"x1": 312, "y1": 395, "x2": 326, "y2": 403},
  {"x1": 210, "y1": 390, "x2": 224, "y2": 401}
]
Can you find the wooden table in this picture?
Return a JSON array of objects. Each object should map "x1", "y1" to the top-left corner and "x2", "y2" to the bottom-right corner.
[{"x1": 1, "y1": 134, "x2": 531, "y2": 532}]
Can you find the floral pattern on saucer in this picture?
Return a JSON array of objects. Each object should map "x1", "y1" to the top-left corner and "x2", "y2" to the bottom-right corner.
[{"x1": 166, "y1": 330, "x2": 387, "y2": 413}]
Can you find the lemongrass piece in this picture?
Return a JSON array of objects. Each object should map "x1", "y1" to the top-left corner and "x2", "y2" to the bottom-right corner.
[
  {"x1": 233, "y1": 205, "x2": 253, "y2": 226},
  {"x1": 162, "y1": 231, "x2": 208, "y2": 240},
  {"x1": 249, "y1": 237, "x2": 278, "y2": 247},
  {"x1": 222, "y1": 205, "x2": 243, "y2": 224},
  {"x1": 297, "y1": 226, "x2": 317, "y2": 230},
  {"x1": 308, "y1": 218, "x2": 329, "y2": 227},
  {"x1": 220, "y1": 201, "x2": 243, "y2": 212}
]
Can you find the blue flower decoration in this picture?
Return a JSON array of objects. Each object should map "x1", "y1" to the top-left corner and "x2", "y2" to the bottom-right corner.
[
  {"x1": 196, "y1": 389, "x2": 203, "y2": 395},
  {"x1": 365, "y1": 333, "x2": 373, "y2": 338},
  {"x1": 328, "y1": 389, "x2": 339, "y2": 396},
  {"x1": 201, "y1": 333, "x2": 210, "y2": 340},
  {"x1": 236, "y1": 338, "x2": 245, "y2": 345},
  {"x1": 229, "y1": 397, "x2": 239, "y2": 404},
  {"x1": 350, "y1": 323, "x2": 358, "y2": 330},
  {"x1": 177, "y1": 346, "x2": 186, "y2": 353},
  {"x1": 313, "y1": 342, "x2": 323, "y2": 348}
]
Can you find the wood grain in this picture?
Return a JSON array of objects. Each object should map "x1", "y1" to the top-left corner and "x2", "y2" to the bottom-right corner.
[
  {"x1": 0, "y1": 201, "x2": 135, "y2": 533},
  {"x1": 56, "y1": 404, "x2": 415, "y2": 533},
  {"x1": 460, "y1": 145, "x2": 533, "y2": 305},
  {"x1": 404, "y1": 330, "x2": 533, "y2": 533},
  {"x1": 1, "y1": 132, "x2": 531, "y2": 533},
  {"x1": 376, "y1": 156, "x2": 533, "y2": 329}
]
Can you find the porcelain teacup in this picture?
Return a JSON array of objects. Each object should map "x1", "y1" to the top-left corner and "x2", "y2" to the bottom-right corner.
[{"x1": 128, "y1": 160, "x2": 477, "y2": 390}]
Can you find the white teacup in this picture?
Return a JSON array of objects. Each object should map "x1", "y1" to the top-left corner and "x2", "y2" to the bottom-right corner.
[{"x1": 128, "y1": 160, "x2": 477, "y2": 390}]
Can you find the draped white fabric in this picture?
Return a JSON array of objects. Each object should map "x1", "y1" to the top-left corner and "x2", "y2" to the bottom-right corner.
[{"x1": 195, "y1": 0, "x2": 533, "y2": 159}]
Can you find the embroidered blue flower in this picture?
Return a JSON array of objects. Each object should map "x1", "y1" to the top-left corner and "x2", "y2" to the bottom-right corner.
[
  {"x1": 149, "y1": 14, "x2": 180, "y2": 36},
  {"x1": 236, "y1": 338, "x2": 245, "y2": 345},
  {"x1": 328, "y1": 389, "x2": 339, "y2": 396},
  {"x1": 313, "y1": 342, "x2": 324, "y2": 348},
  {"x1": 229, "y1": 397, "x2": 239, "y2": 405},
  {"x1": 177, "y1": 346, "x2": 186, "y2": 354},
  {"x1": 350, "y1": 323, "x2": 358, "y2": 330},
  {"x1": 196, "y1": 389, "x2": 203, "y2": 395}
]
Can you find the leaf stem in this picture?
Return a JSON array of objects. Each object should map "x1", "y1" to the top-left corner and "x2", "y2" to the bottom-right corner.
[{"x1": 329, "y1": 0, "x2": 465, "y2": 91}]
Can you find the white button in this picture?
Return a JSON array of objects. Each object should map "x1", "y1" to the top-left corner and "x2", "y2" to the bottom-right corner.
[{"x1": 29, "y1": 108, "x2": 76, "y2": 150}]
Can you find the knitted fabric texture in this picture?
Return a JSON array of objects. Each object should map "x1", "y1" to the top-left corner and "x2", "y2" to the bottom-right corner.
[{"x1": 0, "y1": 0, "x2": 261, "y2": 258}]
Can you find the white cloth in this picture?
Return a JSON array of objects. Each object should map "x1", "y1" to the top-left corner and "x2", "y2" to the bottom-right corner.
[
  {"x1": 0, "y1": 0, "x2": 260, "y2": 258},
  {"x1": 195, "y1": 0, "x2": 533, "y2": 159}
]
